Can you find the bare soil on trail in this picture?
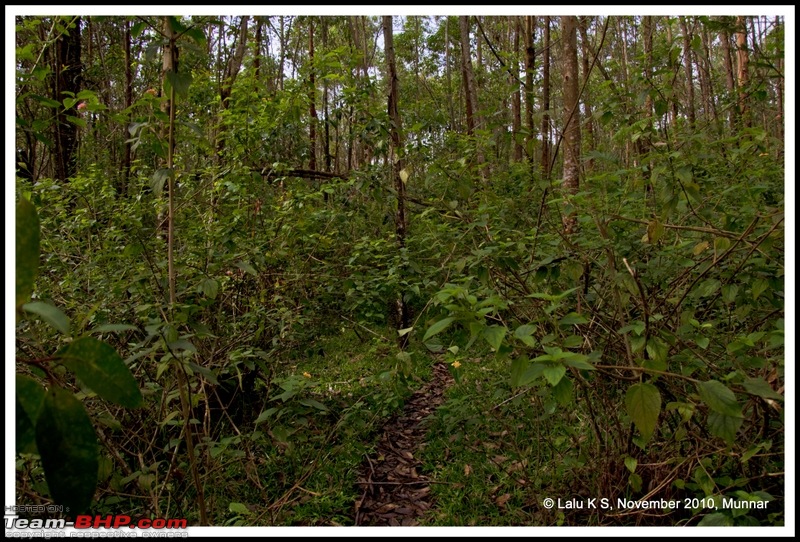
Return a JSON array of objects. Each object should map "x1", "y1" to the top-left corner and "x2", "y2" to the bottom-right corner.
[{"x1": 354, "y1": 362, "x2": 454, "y2": 526}]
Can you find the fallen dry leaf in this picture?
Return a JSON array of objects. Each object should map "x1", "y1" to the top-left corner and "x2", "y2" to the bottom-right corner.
[
  {"x1": 464, "y1": 464, "x2": 472, "y2": 476},
  {"x1": 496, "y1": 493, "x2": 512, "y2": 507}
]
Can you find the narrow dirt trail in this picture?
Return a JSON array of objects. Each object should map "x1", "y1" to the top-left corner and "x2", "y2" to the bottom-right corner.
[{"x1": 354, "y1": 362, "x2": 454, "y2": 526}]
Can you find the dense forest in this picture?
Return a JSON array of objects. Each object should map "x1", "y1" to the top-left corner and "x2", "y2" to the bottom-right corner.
[{"x1": 12, "y1": 11, "x2": 788, "y2": 530}]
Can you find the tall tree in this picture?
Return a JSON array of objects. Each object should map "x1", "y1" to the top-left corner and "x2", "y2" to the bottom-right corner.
[
  {"x1": 459, "y1": 16, "x2": 486, "y2": 181},
  {"x1": 679, "y1": 17, "x2": 696, "y2": 127},
  {"x1": 735, "y1": 15, "x2": 751, "y2": 127},
  {"x1": 52, "y1": 16, "x2": 82, "y2": 181},
  {"x1": 524, "y1": 15, "x2": 536, "y2": 167},
  {"x1": 561, "y1": 15, "x2": 580, "y2": 234},
  {"x1": 308, "y1": 17, "x2": 318, "y2": 171},
  {"x1": 383, "y1": 16, "x2": 411, "y2": 345},
  {"x1": 541, "y1": 16, "x2": 551, "y2": 179},
  {"x1": 511, "y1": 17, "x2": 523, "y2": 162},
  {"x1": 718, "y1": 17, "x2": 737, "y2": 130}
]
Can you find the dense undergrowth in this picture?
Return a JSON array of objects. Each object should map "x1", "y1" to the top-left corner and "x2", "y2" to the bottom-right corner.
[{"x1": 16, "y1": 125, "x2": 785, "y2": 525}]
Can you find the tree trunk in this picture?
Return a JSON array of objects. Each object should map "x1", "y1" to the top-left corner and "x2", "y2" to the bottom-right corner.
[
  {"x1": 53, "y1": 16, "x2": 82, "y2": 182},
  {"x1": 524, "y1": 15, "x2": 536, "y2": 166},
  {"x1": 122, "y1": 19, "x2": 132, "y2": 196},
  {"x1": 459, "y1": 16, "x2": 486, "y2": 181},
  {"x1": 511, "y1": 16, "x2": 523, "y2": 162},
  {"x1": 579, "y1": 17, "x2": 595, "y2": 173},
  {"x1": 719, "y1": 18, "x2": 737, "y2": 130},
  {"x1": 383, "y1": 16, "x2": 411, "y2": 347},
  {"x1": 541, "y1": 16, "x2": 551, "y2": 179},
  {"x1": 254, "y1": 17, "x2": 262, "y2": 82},
  {"x1": 680, "y1": 17, "x2": 696, "y2": 127},
  {"x1": 459, "y1": 16, "x2": 477, "y2": 136},
  {"x1": 735, "y1": 16, "x2": 750, "y2": 127},
  {"x1": 308, "y1": 17, "x2": 318, "y2": 171},
  {"x1": 561, "y1": 15, "x2": 580, "y2": 234}
]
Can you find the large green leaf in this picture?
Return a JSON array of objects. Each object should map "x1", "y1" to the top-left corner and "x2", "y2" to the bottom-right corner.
[
  {"x1": 16, "y1": 197, "x2": 40, "y2": 309},
  {"x1": 36, "y1": 387, "x2": 98, "y2": 515},
  {"x1": 696, "y1": 380, "x2": 743, "y2": 417},
  {"x1": 58, "y1": 337, "x2": 143, "y2": 408},
  {"x1": 423, "y1": 317, "x2": 456, "y2": 342},
  {"x1": 741, "y1": 378, "x2": 783, "y2": 401},
  {"x1": 482, "y1": 325, "x2": 507, "y2": 351},
  {"x1": 542, "y1": 364, "x2": 567, "y2": 387},
  {"x1": 707, "y1": 411, "x2": 743, "y2": 445},
  {"x1": 23, "y1": 301, "x2": 71, "y2": 336},
  {"x1": 16, "y1": 375, "x2": 46, "y2": 454},
  {"x1": 625, "y1": 383, "x2": 661, "y2": 442}
]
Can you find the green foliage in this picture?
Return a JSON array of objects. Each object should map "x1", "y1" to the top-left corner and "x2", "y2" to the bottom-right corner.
[{"x1": 15, "y1": 199, "x2": 142, "y2": 515}]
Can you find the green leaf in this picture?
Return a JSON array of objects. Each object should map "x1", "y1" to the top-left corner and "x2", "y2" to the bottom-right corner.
[
  {"x1": 151, "y1": 168, "x2": 171, "y2": 197},
  {"x1": 645, "y1": 336, "x2": 669, "y2": 370},
  {"x1": 482, "y1": 325, "x2": 507, "y2": 351},
  {"x1": 130, "y1": 21, "x2": 147, "y2": 38},
  {"x1": 707, "y1": 411, "x2": 743, "y2": 445},
  {"x1": 552, "y1": 376, "x2": 573, "y2": 405},
  {"x1": 514, "y1": 324, "x2": 536, "y2": 340},
  {"x1": 229, "y1": 502, "x2": 252, "y2": 516},
  {"x1": 625, "y1": 383, "x2": 661, "y2": 441},
  {"x1": 58, "y1": 337, "x2": 143, "y2": 408},
  {"x1": 254, "y1": 407, "x2": 279, "y2": 424},
  {"x1": 697, "y1": 380, "x2": 743, "y2": 417},
  {"x1": 624, "y1": 457, "x2": 637, "y2": 473},
  {"x1": 165, "y1": 70, "x2": 192, "y2": 98},
  {"x1": 562, "y1": 355, "x2": 595, "y2": 371},
  {"x1": 16, "y1": 197, "x2": 40, "y2": 309},
  {"x1": 542, "y1": 364, "x2": 567, "y2": 387},
  {"x1": 559, "y1": 312, "x2": 588, "y2": 326},
  {"x1": 698, "y1": 512, "x2": 733, "y2": 526},
  {"x1": 751, "y1": 278, "x2": 769, "y2": 300},
  {"x1": 423, "y1": 317, "x2": 456, "y2": 342},
  {"x1": 184, "y1": 27, "x2": 207, "y2": 47},
  {"x1": 16, "y1": 375, "x2": 46, "y2": 454},
  {"x1": 299, "y1": 398, "x2": 329, "y2": 412},
  {"x1": 36, "y1": 387, "x2": 98, "y2": 514},
  {"x1": 236, "y1": 261, "x2": 257, "y2": 276},
  {"x1": 200, "y1": 278, "x2": 219, "y2": 299},
  {"x1": 23, "y1": 301, "x2": 71, "y2": 336},
  {"x1": 741, "y1": 378, "x2": 783, "y2": 401},
  {"x1": 696, "y1": 279, "x2": 721, "y2": 298}
]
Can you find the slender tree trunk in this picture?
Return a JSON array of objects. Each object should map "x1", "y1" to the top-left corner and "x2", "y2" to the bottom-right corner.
[
  {"x1": 459, "y1": 16, "x2": 486, "y2": 181},
  {"x1": 445, "y1": 17, "x2": 455, "y2": 129},
  {"x1": 524, "y1": 15, "x2": 536, "y2": 167},
  {"x1": 459, "y1": 16, "x2": 477, "y2": 136},
  {"x1": 579, "y1": 17, "x2": 595, "y2": 172},
  {"x1": 719, "y1": 18, "x2": 737, "y2": 131},
  {"x1": 511, "y1": 16, "x2": 523, "y2": 162},
  {"x1": 561, "y1": 16, "x2": 580, "y2": 234},
  {"x1": 699, "y1": 21, "x2": 718, "y2": 126},
  {"x1": 774, "y1": 16, "x2": 783, "y2": 141},
  {"x1": 53, "y1": 16, "x2": 82, "y2": 182},
  {"x1": 254, "y1": 17, "x2": 262, "y2": 81},
  {"x1": 122, "y1": 19, "x2": 132, "y2": 195},
  {"x1": 735, "y1": 16, "x2": 750, "y2": 127},
  {"x1": 680, "y1": 17, "x2": 696, "y2": 127},
  {"x1": 383, "y1": 16, "x2": 411, "y2": 347},
  {"x1": 321, "y1": 20, "x2": 332, "y2": 174},
  {"x1": 308, "y1": 18, "x2": 317, "y2": 171},
  {"x1": 541, "y1": 16, "x2": 551, "y2": 179},
  {"x1": 666, "y1": 22, "x2": 679, "y2": 128}
]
